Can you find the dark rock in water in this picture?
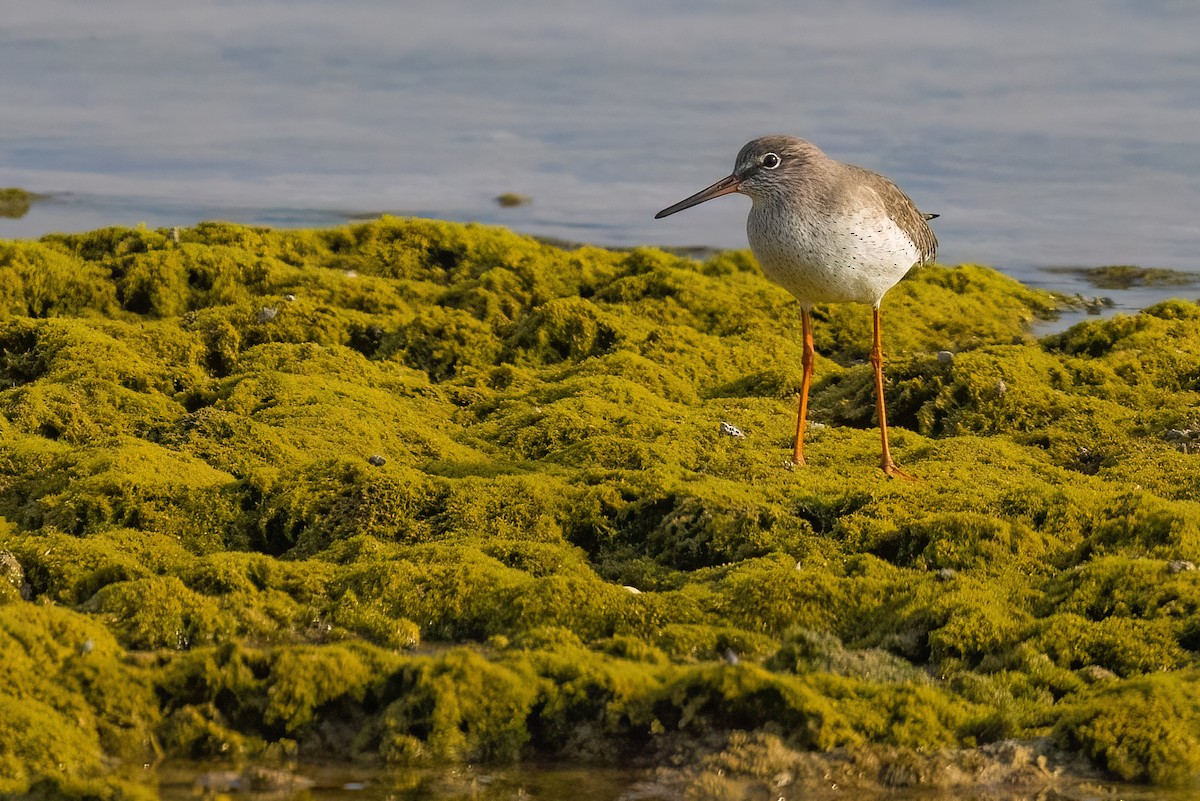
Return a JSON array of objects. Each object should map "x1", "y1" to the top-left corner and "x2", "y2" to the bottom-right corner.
[
  {"x1": 194, "y1": 770, "x2": 243, "y2": 793},
  {"x1": 194, "y1": 767, "x2": 314, "y2": 794},
  {"x1": 634, "y1": 732, "x2": 1095, "y2": 800},
  {"x1": 495, "y1": 192, "x2": 532, "y2": 208},
  {"x1": 244, "y1": 766, "x2": 316, "y2": 792},
  {"x1": 1079, "y1": 294, "x2": 1116, "y2": 314}
]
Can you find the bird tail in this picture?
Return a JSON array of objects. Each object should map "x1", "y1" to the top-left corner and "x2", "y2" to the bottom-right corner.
[{"x1": 923, "y1": 212, "x2": 940, "y2": 221}]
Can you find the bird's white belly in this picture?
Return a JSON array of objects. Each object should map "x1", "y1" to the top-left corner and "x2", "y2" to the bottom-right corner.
[{"x1": 747, "y1": 206, "x2": 921, "y2": 307}]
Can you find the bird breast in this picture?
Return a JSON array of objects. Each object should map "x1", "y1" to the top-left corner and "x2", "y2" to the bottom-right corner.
[{"x1": 746, "y1": 202, "x2": 922, "y2": 308}]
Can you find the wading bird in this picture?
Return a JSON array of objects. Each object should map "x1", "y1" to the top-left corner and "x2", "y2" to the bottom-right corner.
[{"x1": 655, "y1": 135, "x2": 938, "y2": 479}]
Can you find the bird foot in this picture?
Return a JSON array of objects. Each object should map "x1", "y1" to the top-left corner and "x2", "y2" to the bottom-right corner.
[{"x1": 882, "y1": 461, "x2": 917, "y2": 482}]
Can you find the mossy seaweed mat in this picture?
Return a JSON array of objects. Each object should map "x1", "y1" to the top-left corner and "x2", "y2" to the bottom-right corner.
[{"x1": 2, "y1": 218, "x2": 1200, "y2": 797}]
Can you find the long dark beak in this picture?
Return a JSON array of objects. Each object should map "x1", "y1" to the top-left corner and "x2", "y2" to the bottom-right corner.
[{"x1": 654, "y1": 174, "x2": 740, "y2": 219}]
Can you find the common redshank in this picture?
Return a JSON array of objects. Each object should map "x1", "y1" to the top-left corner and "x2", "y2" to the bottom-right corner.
[{"x1": 655, "y1": 135, "x2": 938, "y2": 479}]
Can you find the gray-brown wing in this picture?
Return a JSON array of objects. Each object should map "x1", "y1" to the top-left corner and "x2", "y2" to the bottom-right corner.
[{"x1": 845, "y1": 165, "x2": 938, "y2": 264}]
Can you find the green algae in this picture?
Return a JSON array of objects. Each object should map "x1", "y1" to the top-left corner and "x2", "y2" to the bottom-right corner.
[
  {"x1": 1057, "y1": 669, "x2": 1200, "y2": 785},
  {"x1": 0, "y1": 189, "x2": 43, "y2": 220},
  {"x1": 1048, "y1": 264, "x2": 1200, "y2": 291},
  {"x1": 2, "y1": 216, "x2": 1200, "y2": 795},
  {"x1": 0, "y1": 602, "x2": 158, "y2": 799}
]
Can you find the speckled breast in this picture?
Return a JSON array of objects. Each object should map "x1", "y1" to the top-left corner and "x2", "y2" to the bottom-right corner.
[{"x1": 746, "y1": 204, "x2": 921, "y2": 308}]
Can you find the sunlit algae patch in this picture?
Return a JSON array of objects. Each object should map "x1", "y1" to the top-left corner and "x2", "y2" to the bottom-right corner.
[{"x1": 1, "y1": 217, "x2": 1200, "y2": 798}]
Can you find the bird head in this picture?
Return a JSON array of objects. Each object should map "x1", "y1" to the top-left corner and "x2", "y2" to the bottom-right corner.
[{"x1": 655, "y1": 135, "x2": 822, "y2": 218}]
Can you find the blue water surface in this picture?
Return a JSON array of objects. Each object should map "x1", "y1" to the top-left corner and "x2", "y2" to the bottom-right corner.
[{"x1": 3, "y1": 0, "x2": 1199, "y2": 312}]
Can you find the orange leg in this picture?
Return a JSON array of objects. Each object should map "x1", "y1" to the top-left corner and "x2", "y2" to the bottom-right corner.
[
  {"x1": 792, "y1": 307, "x2": 815, "y2": 466},
  {"x1": 871, "y1": 306, "x2": 915, "y2": 481}
]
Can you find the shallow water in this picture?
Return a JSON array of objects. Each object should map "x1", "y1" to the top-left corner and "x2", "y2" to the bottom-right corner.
[
  {"x1": 158, "y1": 762, "x2": 643, "y2": 801},
  {"x1": 152, "y1": 761, "x2": 1198, "y2": 801},
  {"x1": 3, "y1": 1, "x2": 1199, "y2": 317}
]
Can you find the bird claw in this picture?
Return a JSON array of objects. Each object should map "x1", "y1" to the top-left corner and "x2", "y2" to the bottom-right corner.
[{"x1": 882, "y1": 461, "x2": 917, "y2": 482}]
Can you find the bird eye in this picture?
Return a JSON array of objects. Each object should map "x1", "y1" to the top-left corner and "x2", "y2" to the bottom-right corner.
[{"x1": 761, "y1": 153, "x2": 781, "y2": 169}]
